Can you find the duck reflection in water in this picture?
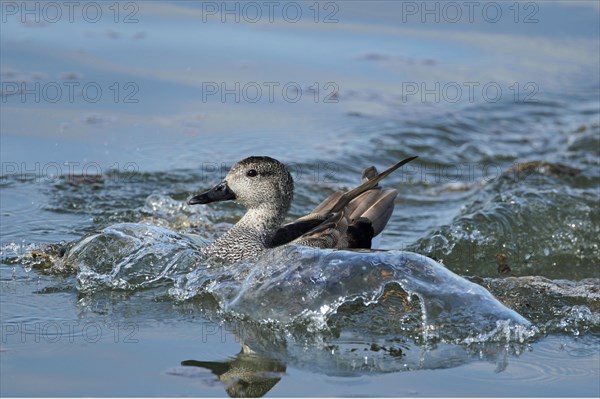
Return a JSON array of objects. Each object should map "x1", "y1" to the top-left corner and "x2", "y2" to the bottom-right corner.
[{"x1": 181, "y1": 344, "x2": 286, "y2": 398}]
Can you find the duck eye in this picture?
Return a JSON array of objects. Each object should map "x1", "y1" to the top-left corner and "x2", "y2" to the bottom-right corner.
[{"x1": 246, "y1": 169, "x2": 258, "y2": 177}]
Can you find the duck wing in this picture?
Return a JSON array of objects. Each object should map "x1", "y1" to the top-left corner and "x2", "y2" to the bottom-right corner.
[
  {"x1": 269, "y1": 156, "x2": 417, "y2": 249},
  {"x1": 268, "y1": 190, "x2": 344, "y2": 247},
  {"x1": 289, "y1": 210, "x2": 349, "y2": 248},
  {"x1": 268, "y1": 217, "x2": 327, "y2": 247},
  {"x1": 345, "y1": 186, "x2": 398, "y2": 248}
]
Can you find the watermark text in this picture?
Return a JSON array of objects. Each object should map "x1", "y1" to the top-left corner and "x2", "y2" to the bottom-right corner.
[
  {"x1": 1, "y1": 1, "x2": 139, "y2": 24},
  {"x1": 1, "y1": 161, "x2": 139, "y2": 183},
  {"x1": 399, "y1": 1, "x2": 539, "y2": 24},
  {"x1": 200, "y1": 1, "x2": 339, "y2": 23},
  {"x1": 201, "y1": 81, "x2": 339, "y2": 104},
  {"x1": 2, "y1": 321, "x2": 139, "y2": 343},
  {"x1": 1, "y1": 81, "x2": 140, "y2": 104}
]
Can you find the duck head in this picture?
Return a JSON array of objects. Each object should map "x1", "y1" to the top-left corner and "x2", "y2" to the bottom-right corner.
[{"x1": 188, "y1": 156, "x2": 294, "y2": 212}]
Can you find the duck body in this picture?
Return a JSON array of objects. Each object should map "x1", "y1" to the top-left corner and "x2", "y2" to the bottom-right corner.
[{"x1": 188, "y1": 156, "x2": 417, "y2": 262}]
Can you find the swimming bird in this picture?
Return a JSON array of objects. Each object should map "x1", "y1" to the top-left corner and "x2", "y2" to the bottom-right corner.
[{"x1": 188, "y1": 156, "x2": 417, "y2": 262}]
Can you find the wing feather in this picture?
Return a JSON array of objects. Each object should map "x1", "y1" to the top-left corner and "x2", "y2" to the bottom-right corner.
[{"x1": 269, "y1": 156, "x2": 417, "y2": 250}]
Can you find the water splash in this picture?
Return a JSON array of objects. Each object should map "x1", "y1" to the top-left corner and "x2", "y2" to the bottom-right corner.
[
  {"x1": 52, "y1": 222, "x2": 532, "y2": 344},
  {"x1": 60, "y1": 223, "x2": 206, "y2": 292},
  {"x1": 203, "y1": 246, "x2": 530, "y2": 339}
]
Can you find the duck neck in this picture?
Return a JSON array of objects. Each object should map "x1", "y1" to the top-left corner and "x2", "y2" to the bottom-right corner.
[
  {"x1": 231, "y1": 203, "x2": 287, "y2": 241},
  {"x1": 204, "y1": 203, "x2": 288, "y2": 261}
]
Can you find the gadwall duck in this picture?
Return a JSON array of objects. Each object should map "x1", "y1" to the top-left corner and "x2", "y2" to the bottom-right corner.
[{"x1": 188, "y1": 156, "x2": 417, "y2": 262}]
